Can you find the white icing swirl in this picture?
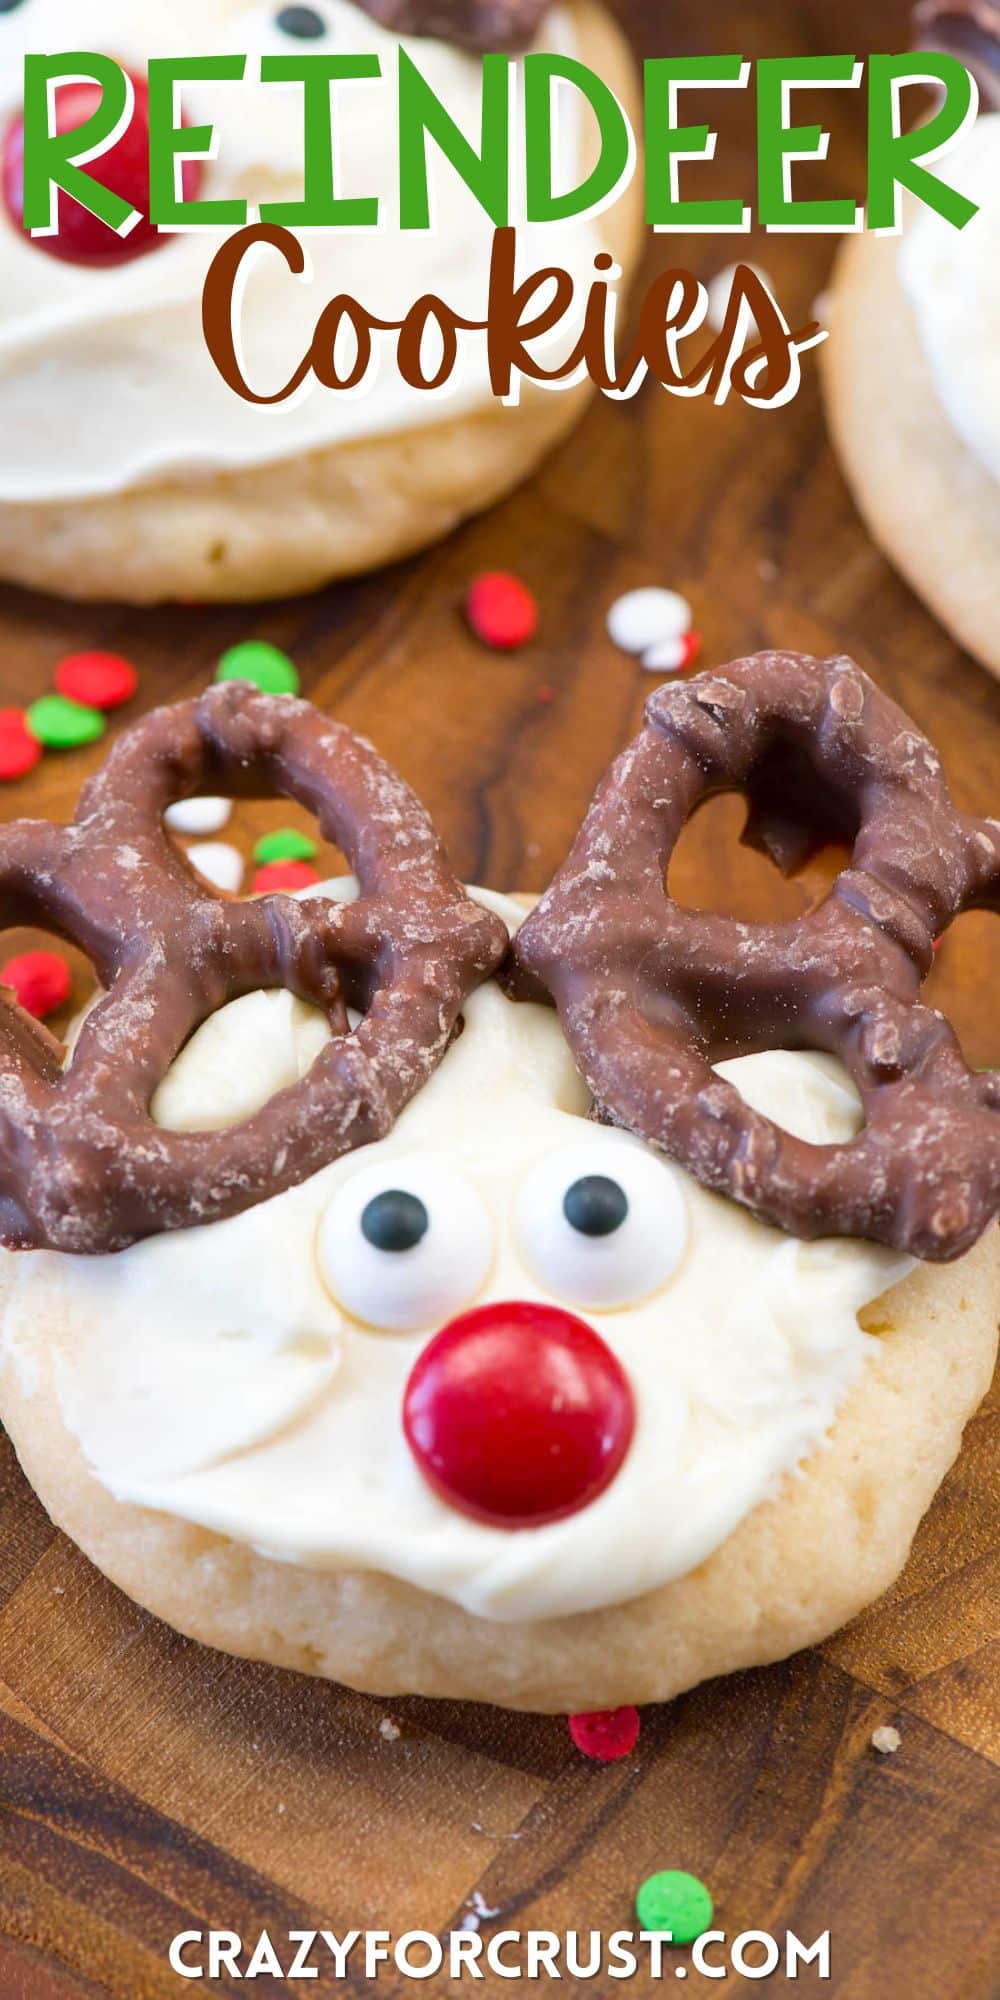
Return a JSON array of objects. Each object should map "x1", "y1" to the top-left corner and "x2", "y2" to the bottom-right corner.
[
  {"x1": 0, "y1": 0, "x2": 603, "y2": 502},
  {"x1": 899, "y1": 111, "x2": 1000, "y2": 484},
  {"x1": 0, "y1": 884, "x2": 912, "y2": 1624}
]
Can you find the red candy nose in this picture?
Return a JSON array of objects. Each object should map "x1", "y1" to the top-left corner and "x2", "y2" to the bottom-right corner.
[
  {"x1": 2, "y1": 71, "x2": 202, "y2": 266},
  {"x1": 403, "y1": 1301, "x2": 635, "y2": 1529}
]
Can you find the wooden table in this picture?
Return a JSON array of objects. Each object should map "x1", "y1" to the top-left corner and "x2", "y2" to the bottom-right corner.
[{"x1": 0, "y1": 1, "x2": 997, "y2": 1992}]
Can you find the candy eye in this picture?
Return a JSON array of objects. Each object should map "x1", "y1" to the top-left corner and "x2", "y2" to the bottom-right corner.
[
  {"x1": 234, "y1": 2, "x2": 335, "y2": 58},
  {"x1": 318, "y1": 1156, "x2": 492, "y2": 1332},
  {"x1": 274, "y1": 4, "x2": 329, "y2": 36},
  {"x1": 361, "y1": 1189, "x2": 429, "y2": 1253},
  {"x1": 516, "y1": 1141, "x2": 687, "y2": 1312},
  {"x1": 563, "y1": 1174, "x2": 628, "y2": 1237}
]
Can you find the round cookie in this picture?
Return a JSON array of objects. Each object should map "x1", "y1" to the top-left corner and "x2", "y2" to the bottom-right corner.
[
  {"x1": 0, "y1": 0, "x2": 643, "y2": 604},
  {"x1": 822, "y1": 117, "x2": 1000, "y2": 678},
  {"x1": 0, "y1": 885, "x2": 995, "y2": 1714}
]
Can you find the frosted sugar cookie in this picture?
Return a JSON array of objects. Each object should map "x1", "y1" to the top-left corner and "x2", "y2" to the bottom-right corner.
[
  {"x1": 0, "y1": 669, "x2": 995, "y2": 1711},
  {"x1": 0, "y1": 0, "x2": 643, "y2": 602}
]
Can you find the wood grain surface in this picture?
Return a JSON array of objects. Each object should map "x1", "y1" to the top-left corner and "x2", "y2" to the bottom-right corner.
[{"x1": 0, "y1": 0, "x2": 998, "y2": 1993}]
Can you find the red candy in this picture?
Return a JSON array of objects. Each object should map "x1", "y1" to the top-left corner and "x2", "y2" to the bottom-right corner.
[
  {"x1": 466, "y1": 572, "x2": 539, "y2": 651},
  {"x1": 55, "y1": 651, "x2": 138, "y2": 711},
  {"x1": 2, "y1": 74, "x2": 201, "y2": 266},
  {"x1": 0, "y1": 709, "x2": 42, "y2": 782},
  {"x1": 2, "y1": 950, "x2": 71, "y2": 1020},
  {"x1": 250, "y1": 860, "x2": 322, "y2": 895},
  {"x1": 569, "y1": 1707, "x2": 641, "y2": 1763},
  {"x1": 403, "y1": 1300, "x2": 635, "y2": 1527}
]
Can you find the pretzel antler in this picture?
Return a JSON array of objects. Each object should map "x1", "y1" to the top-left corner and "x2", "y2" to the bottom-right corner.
[
  {"x1": 0, "y1": 684, "x2": 507, "y2": 1254},
  {"x1": 513, "y1": 653, "x2": 1000, "y2": 1262}
]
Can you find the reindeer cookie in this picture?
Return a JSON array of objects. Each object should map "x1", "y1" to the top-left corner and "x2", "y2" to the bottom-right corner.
[
  {"x1": 0, "y1": 0, "x2": 642, "y2": 604},
  {"x1": 0, "y1": 671, "x2": 996, "y2": 1712}
]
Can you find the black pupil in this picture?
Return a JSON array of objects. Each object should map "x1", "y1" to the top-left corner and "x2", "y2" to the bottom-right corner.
[
  {"x1": 0, "y1": 1, "x2": 28, "y2": 13},
  {"x1": 275, "y1": 4, "x2": 327, "y2": 36},
  {"x1": 563, "y1": 1175, "x2": 628, "y2": 1238},
  {"x1": 361, "y1": 1190, "x2": 429, "y2": 1254}
]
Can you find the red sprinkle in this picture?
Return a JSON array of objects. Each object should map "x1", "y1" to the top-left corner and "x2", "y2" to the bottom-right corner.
[
  {"x1": 2, "y1": 949, "x2": 71, "y2": 1020},
  {"x1": 536, "y1": 684, "x2": 555, "y2": 704},
  {"x1": 466, "y1": 572, "x2": 539, "y2": 651},
  {"x1": 568, "y1": 1707, "x2": 641, "y2": 1763},
  {"x1": 55, "y1": 650, "x2": 138, "y2": 711},
  {"x1": 251, "y1": 859, "x2": 322, "y2": 895},
  {"x1": 0, "y1": 709, "x2": 42, "y2": 781},
  {"x1": 678, "y1": 629, "x2": 702, "y2": 672}
]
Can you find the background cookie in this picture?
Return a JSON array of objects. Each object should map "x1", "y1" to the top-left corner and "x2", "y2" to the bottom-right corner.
[
  {"x1": 822, "y1": 221, "x2": 1000, "y2": 681},
  {"x1": 0, "y1": 0, "x2": 644, "y2": 604}
]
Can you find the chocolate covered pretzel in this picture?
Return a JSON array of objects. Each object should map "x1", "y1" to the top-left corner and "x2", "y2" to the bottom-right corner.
[
  {"x1": 0, "y1": 685, "x2": 507, "y2": 1255},
  {"x1": 355, "y1": 0, "x2": 549, "y2": 51},
  {"x1": 514, "y1": 653, "x2": 1000, "y2": 1262}
]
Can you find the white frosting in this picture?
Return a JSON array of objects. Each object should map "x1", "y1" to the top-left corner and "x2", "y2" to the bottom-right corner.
[
  {"x1": 899, "y1": 112, "x2": 1000, "y2": 484},
  {"x1": 0, "y1": 883, "x2": 912, "y2": 1623},
  {"x1": 0, "y1": 0, "x2": 604, "y2": 503}
]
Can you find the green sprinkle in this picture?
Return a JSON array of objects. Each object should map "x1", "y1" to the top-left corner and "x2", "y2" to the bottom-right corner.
[
  {"x1": 216, "y1": 641, "x2": 300, "y2": 696},
  {"x1": 254, "y1": 826, "x2": 318, "y2": 865},
  {"x1": 635, "y1": 1870, "x2": 714, "y2": 1944},
  {"x1": 27, "y1": 694, "x2": 106, "y2": 750}
]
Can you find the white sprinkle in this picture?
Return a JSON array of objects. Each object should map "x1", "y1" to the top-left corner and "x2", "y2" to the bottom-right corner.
[
  {"x1": 871, "y1": 1725, "x2": 901, "y2": 1755},
  {"x1": 757, "y1": 558, "x2": 779, "y2": 584},
  {"x1": 165, "y1": 795, "x2": 233, "y2": 836},
  {"x1": 187, "y1": 841, "x2": 244, "y2": 895},
  {"x1": 461, "y1": 1891, "x2": 501, "y2": 1930},
  {"x1": 641, "y1": 635, "x2": 687, "y2": 674},
  {"x1": 607, "y1": 588, "x2": 692, "y2": 655},
  {"x1": 705, "y1": 261, "x2": 773, "y2": 333},
  {"x1": 379, "y1": 1716, "x2": 401, "y2": 1742},
  {"x1": 812, "y1": 289, "x2": 832, "y2": 324}
]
